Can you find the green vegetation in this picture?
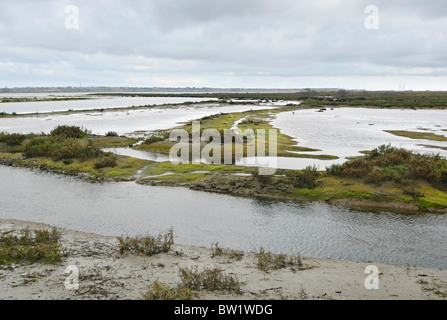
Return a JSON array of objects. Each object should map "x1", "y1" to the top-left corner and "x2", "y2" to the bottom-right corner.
[
  {"x1": 255, "y1": 248, "x2": 306, "y2": 272},
  {"x1": 142, "y1": 281, "x2": 195, "y2": 300},
  {"x1": 23, "y1": 136, "x2": 101, "y2": 160},
  {"x1": 327, "y1": 144, "x2": 447, "y2": 187},
  {"x1": 0, "y1": 97, "x2": 90, "y2": 103},
  {"x1": 210, "y1": 242, "x2": 244, "y2": 261},
  {"x1": 142, "y1": 265, "x2": 242, "y2": 300},
  {"x1": 283, "y1": 165, "x2": 320, "y2": 188},
  {"x1": 0, "y1": 228, "x2": 65, "y2": 265},
  {"x1": 118, "y1": 228, "x2": 174, "y2": 256},
  {"x1": 136, "y1": 107, "x2": 337, "y2": 161},
  {"x1": 179, "y1": 266, "x2": 241, "y2": 294},
  {"x1": 94, "y1": 90, "x2": 447, "y2": 109},
  {"x1": 300, "y1": 90, "x2": 447, "y2": 109},
  {"x1": 94, "y1": 155, "x2": 118, "y2": 169},
  {"x1": 0, "y1": 132, "x2": 31, "y2": 146},
  {"x1": 50, "y1": 125, "x2": 87, "y2": 139},
  {"x1": 143, "y1": 135, "x2": 166, "y2": 145},
  {"x1": 385, "y1": 130, "x2": 447, "y2": 142},
  {"x1": 0, "y1": 125, "x2": 146, "y2": 180}
]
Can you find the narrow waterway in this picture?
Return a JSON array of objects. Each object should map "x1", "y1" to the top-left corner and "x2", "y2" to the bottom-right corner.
[{"x1": 1, "y1": 166, "x2": 446, "y2": 269}]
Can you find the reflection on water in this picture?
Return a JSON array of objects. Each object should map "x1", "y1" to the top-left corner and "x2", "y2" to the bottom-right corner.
[
  {"x1": 1, "y1": 165, "x2": 447, "y2": 269},
  {"x1": 0, "y1": 96, "x2": 218, "y2": 114},
  {"x1": 273, "y1": 108, "x2": 447, "y2": 160},
  {"x1": 0, "y1": 104, "x2": 276, "y2": 136}
]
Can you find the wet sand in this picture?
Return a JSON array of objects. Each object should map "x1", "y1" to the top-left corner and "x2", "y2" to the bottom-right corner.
[{"x1": 1, "y1": 219, "x2": 446, "y2": 300}]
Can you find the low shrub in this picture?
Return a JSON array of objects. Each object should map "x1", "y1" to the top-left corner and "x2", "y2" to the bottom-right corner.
[
  {"x1": 255, "y1": 247, "x2": 304, "y2": 272},
  {"x1": 118, "y1": 228, "x2": 174, "y2": 256},
  {"x1": 179, "y1": 266, "x2": 241, "y2": 293},
  {"x1": 328, "y1": 145, "x2": 447, "y2": 187},
  {"x1": 23, "y1": 137, "x2": 101, "y2": 160},
  {"x1": 142, "y1": 281, "x2": 194, "y2": 300},
  {"x1": 285, "y1": 165, "x2": 320, "y2": 188},
  {"x1": 143, "y1": 136, "x2": 165, "y2": 145},
  {"x1": 0, "y1": 132, "x2": 29, "y2": 146},
  {"x1": 94, "y1": 155, "x2": 117, "y2": 169},
  {"x1": 0, "y1": 227, "x2": 65, "y2": 265},
  {"x1": 50, "y1": 125, "x2": 86, "y2": 139},
  {"x1": 105, "y1": 131, "x2": 118, "y2": 137},
  {"x1": 210, "y1": 242, "x2": 244, "y2": 261},
  {"x1": 252, "y1": 170, "x2": 273, "y2": 185}
]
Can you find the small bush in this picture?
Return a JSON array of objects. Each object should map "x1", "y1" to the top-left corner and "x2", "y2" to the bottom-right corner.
[
  {"x1": 252, "y1": 170, "x2": 273, "y2": 185},
  {"x1": 211, "y1": 242, "x2": 244, "y2": 261},
  {"x1": 94, "y1": 155, "x2": 117, "y2": 169},
  {"x1": 328, "y1": 145, "x2": 447, "y2": 187},
  {"x1": 0, "y1": 227, "x2": 65, "y2": 265},
  {"x1": 118, "y1": 228, "x2": 174, "y2": 256},
  {"x1": 105, "y1": 131, "x2": 118, "y2": 137},
  {"x1": 50, "y1": 125, "x2": 86, "y2": 139},
  {"x1": 255, "y1": 247, "x2": 304, "y2": 272},
  {"x1": 143, "y1": 136, "x2": 165, "y2": 145},
  {"x1": 285, "y1": 165, "x2": 320, "y2": 188},
  {"x1": 179, "y1": 266, "x2": 241, "y2": 293},
  {"x1": 23, "y1": 137, "x2": 101, "y2": 160},
  {"x1": 0, "y1": 132, "x2": 28, "y2": 146},
  {"x1": 142, "y1": 281, "x2": 194, "y2": 300}
]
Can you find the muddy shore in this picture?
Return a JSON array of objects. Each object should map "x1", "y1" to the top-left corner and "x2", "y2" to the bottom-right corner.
[{"x1": 1, "y1": 219, "x2": 446, "y2": 300}]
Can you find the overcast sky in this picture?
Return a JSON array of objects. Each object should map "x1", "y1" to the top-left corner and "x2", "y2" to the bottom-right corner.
[{"x1": 1, "y1": 0, "x2": 446, "y2": 90}]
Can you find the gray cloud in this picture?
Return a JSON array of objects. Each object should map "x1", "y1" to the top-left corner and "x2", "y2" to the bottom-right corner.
[{"x1": 0, "y1": 0, "x2": 446, "y2": 89}]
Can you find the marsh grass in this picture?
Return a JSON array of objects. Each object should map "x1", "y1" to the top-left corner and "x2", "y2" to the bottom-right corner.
[
  {"x1": 179, "y1": 266, "x2": 241, "y2": 294},
  {"x1": 50, "y1": 125, "x2": 87, "y2": 139},
  {"x1": 142, "y1": 281, "x2": 195, "y2": 300},
  {"x1": 143, "y1": 136, "x2": 166, "y2": 145},
  {"x1": 210, "y1": 242, "x2": 244, "y2": 261},
  {"x1": 118, "y1": 228, "x2": 174, "y2": 256},
  {"x1": 283, "y1": 165, "x2": 320, "y2": 188},
  {"x1": 255, "y1": 248, "x2": 305, "y2": 272},
  {"x1": 0, "y1": 132, "x2": 30, "y2": 146},
  {"x1": 94, "y1": 154, "x2": 118, "y2": 169},
  {"x1": 327, "y1": 145, "x2": 447, "y2": 188},
  {"x1": 0, "y1": 227, "x2": 65, "y2": 265},
  {"x1": 23, "y1": 137, "x2": 101, "y2": 161}
]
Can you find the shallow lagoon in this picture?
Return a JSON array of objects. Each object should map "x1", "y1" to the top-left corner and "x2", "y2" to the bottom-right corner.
[
  {"x1": 0, "y1": 104, "x2": 275, "y2": 136},
  {"x1": 0, "y1": 95, "x2": 218, "y2": 114},
  {"x1": 273, "y1": 108, "x2": 447, "y2": 161}
]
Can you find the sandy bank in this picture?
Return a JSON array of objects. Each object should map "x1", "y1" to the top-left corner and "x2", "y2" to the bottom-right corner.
[{"x1": 1, "y1": 219, "x2": 446, "y2": 300}]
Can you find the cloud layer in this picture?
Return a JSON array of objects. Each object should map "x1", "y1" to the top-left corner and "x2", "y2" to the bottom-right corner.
[{"x1": 1, "y1": 0, "x2": 446, "y2": 89}]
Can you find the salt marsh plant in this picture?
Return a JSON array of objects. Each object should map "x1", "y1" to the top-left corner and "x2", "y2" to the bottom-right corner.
[
  {"x1": 284, "y1": 165, "x2": 320, "y2": 188},
  {"x1": 210, "y1": 242, "x2": 244, "y2": 261},
  {"x1": 118, "y1": 228, "x2": 174, "y2": 256},
  {"x1": 179, "y1": 266, "x2": 241, "y2": 294},
  {"x1": 142, "y1": 281, "x2": 195, "y2": 300},
  {"x1": 327, "y1": 145, "x2": 447, "y2": 187},
  {"x1": 93, "y1": 154, "x2": 118, "y2": 169},
  {"x1": 23, "y1": 137, "x2": 101, "y2": 160},
  {"x1": 0, "y1": 227, "x2": 65, "y2": 265},
  {"x1": 255, "y1": 248, "x2": 304, "y2": 272},
  {"x1": 0, "y1": 132, "x2": 30, "y2": 146},
  {"x1": 50, "y1": 125, "x2": 87, "y2": 139}
]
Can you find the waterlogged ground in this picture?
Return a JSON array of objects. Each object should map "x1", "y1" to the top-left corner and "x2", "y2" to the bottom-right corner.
[
  {"x1": 0, "y1": 94, "x2": 218, "y2": 114},
  {"x1": 272, "y1": 108, "x2": 447, "y2": 167},
  {"x1": 0, "y1": 104, "x2": 276, "y2": 136}
]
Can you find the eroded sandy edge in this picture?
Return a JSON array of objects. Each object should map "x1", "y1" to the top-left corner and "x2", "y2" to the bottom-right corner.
[{"x1": 1, "y1": 219, "x2": 446, "y2": 300}]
